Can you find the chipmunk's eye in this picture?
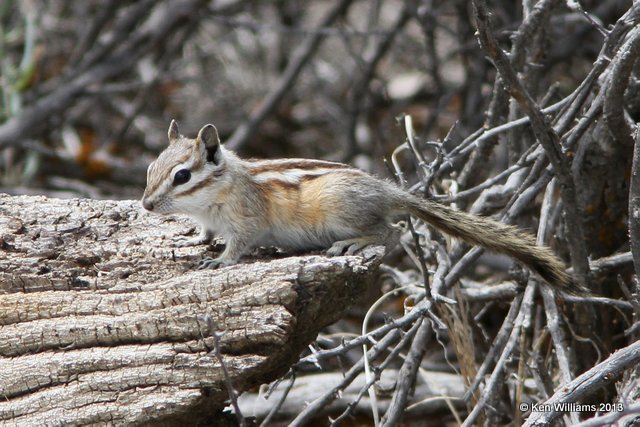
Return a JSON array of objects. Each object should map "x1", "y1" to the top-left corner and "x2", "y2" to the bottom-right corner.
[{"x1": 173, "y1": 169, "x2": 191, "y2": 186}]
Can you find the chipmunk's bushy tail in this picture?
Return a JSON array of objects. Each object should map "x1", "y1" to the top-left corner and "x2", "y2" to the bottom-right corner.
[{"x1": 403, "y1": 195, "x2": 585, "y2": 294}]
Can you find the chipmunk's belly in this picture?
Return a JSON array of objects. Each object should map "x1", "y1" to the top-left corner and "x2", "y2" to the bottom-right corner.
[{"x1": 257, "y1": 222, "x2": 355, "y2": 251}]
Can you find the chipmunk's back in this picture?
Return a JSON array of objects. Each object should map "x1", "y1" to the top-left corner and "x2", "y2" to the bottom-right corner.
[{"x1": 245, "y1": 158, "x2": 395, "y2": 250}]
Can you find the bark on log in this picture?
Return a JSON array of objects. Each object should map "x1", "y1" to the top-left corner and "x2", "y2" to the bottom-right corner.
[{"x1": 0, "y1": 194, "x2": 383, "y2": 425}]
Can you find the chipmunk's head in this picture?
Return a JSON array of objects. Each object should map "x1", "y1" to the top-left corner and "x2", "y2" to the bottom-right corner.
[{"x1": 141, "y1": 120, "x2": 228, "y2": 215}]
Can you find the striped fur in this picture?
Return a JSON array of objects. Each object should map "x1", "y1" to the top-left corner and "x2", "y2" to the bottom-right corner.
[
  {"x1": 142, "y1": 122, "x2": 582, "y2": 294},
  {"x1": 401, "y1": 197, "x2": 583, "y2": 294}
]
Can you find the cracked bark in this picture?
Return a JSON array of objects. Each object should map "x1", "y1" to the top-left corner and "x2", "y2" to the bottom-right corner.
[{"x1": 0, "y1": 194, "x2": 382, "y2": 425}]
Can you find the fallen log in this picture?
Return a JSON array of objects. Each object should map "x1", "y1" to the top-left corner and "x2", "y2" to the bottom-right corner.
[{"x1": 0, "y1": 194, "x2": 383, "y2": 425}]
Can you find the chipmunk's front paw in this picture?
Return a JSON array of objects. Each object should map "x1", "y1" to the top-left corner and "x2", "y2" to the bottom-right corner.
[
  {"x1": 175, "y1": 229, "x2": 214, "y2": 247},
  {"x1": 198, "y1": 257, "x2": 234, "y2": 269},
  {"x1": 175, "y1": 236, "x2": 207, "y2": 247}
]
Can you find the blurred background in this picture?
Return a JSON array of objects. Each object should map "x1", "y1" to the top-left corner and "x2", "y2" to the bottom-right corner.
[
  {"x1": 3, "y1": 1, "x2": 640, "y2": 425},
  {"x1": 0, "y1": 0, "x2": 627, "y2": 200}
]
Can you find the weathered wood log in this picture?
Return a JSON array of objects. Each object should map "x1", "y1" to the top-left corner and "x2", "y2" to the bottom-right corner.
[{"x1": 0, "y1": 194, "x2": 383, "y2": 425}]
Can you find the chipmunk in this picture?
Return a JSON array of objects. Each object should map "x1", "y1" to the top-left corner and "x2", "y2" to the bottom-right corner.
[{"x1": 142, "y1": 120, "x2": 581, "y2": 294}]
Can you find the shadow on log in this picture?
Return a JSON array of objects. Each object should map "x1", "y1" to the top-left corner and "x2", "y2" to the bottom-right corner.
[{"x1": 0, "y1": 194, "x2": 383, "y2": 425}]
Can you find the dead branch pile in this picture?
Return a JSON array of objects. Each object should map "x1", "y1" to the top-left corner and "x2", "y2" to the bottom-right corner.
[{"x1": 1, "y1": 1, "x2": 640, "y2": 425}]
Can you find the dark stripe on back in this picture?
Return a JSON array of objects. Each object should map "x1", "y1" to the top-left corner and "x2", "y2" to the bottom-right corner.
[{"x1": 247, "y1": 159, "x2": 350, "y2": 175}]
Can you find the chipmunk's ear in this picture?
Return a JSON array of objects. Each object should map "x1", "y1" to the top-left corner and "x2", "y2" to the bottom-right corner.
[
  {"x1": 168, "y1": 120, "x2": 180, "y2": 143},
  {"x1": 197, "y1": 124, "x2": 222, "y2": 164}
]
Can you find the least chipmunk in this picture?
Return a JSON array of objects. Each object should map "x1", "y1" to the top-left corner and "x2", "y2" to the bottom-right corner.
[{"x1": 142, "y1": 121, "x2": 581, "y2": 293}]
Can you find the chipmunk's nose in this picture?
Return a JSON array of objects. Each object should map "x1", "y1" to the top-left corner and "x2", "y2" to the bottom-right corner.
[{"x1": 142, "y1": 198, "x2": 154, "y2": 211}]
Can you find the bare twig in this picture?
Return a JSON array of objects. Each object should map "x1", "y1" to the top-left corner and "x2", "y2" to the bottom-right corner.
[
  {"x1": 537, "y1": 177, "x2": 579, "y2": 423},
  {"x1": 588, "y1": 251, "x2": 633, "y2": 273},
  {"x1": 430, "y1": 243, "x2": 452, "y2": 300},
  {"x1": 296, "y1": 299, "x2": 431, "y2": 366},
  {"x1": 330, "y1": 319, "x2": 424, "y2": 426},
  {"x1": 442, "y1": 98, "x2": 569, "y2": 171},
  {"x1": 555, "y1": 3, "x2": 640, "y2": 137},
  {"x1": 199, "y1": 315, "x2": 245, "y2": 427},
  {"x1": 522, "y1": 339, "x2": 640, "y2": 426},
  {"x1": 573, "y1": 403, "x2": 640, "y2": 427},
  {"x1": 630, "y1": 127, "x2": 640, "y2": 283},
  {"x1": 463, "y1": 292, "x2": 523, "y2": 401},
  {"x1": 603, "y1": 26, "x2": 640, "y2": 147},
  {"x1": 458, "y1": 0, "x2": 560, "y2": 183},
  {"x1": 381, "y1": 320, "x2": 432, "y2": 427},
  {"x1": 461, "y1": 283, "x2": 537, "y2": 427},
  {"x1": 289, "y1": 327, "x2": 402, "y2": 427},
  {"x1": 260, "y1": 370, "x2": 296, "y2": 427}
]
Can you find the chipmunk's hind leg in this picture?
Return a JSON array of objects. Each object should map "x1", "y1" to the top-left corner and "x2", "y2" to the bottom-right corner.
[
  {"x1": 326, "y1": 224, "x2": 397, "y2": 256},
  {"x1": 324, "y1": 178, "x2": 397, "y2": 256},
  {"x1": 327, "y1": 235, "x2": 384, "y2": 256}
]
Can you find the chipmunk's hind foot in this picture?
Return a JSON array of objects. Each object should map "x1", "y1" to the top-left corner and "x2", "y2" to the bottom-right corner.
[{"x1": 326, "y1": 236, "x2": 384, "y2": 256}]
